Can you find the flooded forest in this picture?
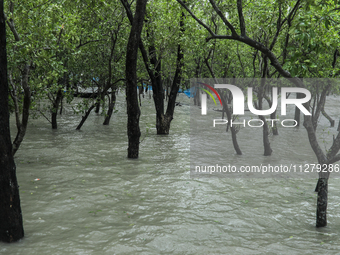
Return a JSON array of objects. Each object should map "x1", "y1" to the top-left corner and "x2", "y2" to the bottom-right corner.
[{"x1": 1, "y1": 0, "x2": 340, "y2": 254}]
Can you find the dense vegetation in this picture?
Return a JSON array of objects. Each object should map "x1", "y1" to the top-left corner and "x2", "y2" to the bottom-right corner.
[{"x1": 1, "y1": 0, "x2": 340, "y2": 242}]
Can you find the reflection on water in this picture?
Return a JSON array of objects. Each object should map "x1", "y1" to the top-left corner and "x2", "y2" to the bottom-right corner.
[{"x1": 1, "y1": 93, "x2": 340, "y2": 254}]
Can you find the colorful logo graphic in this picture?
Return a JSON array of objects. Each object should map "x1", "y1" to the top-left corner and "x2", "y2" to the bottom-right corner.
[
  {"x1": 198, "y1": 83, "x2": 311, "y2": 117},
  {"x1": 197, "y1": 82, "x2": 222, "y2": 106}
]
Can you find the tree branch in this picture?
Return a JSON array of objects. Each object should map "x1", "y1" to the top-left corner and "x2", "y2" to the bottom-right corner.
[
  {"x1": 176, "y1": 0, "x2": 217, "y2": 37},
  {"x1": 237, "y1": 0, "x2": 246, "y2": 36},
  {"x1": 76, "y1": 39, "x2": 107, "y2": 49},
  {"x1": 209, "y1": 0, "x2": 238, "y2": 36},
  {"x1": 4, "y1": 12, "x2": 20, "y2": 41}
]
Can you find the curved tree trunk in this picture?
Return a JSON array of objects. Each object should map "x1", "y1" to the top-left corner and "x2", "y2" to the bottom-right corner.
[
  {"x1": 10, "y1": 64, "x2": 31, "y2": 155},
  {"x1": 230, "y1": 126, "x2": 242, "y2": 155},
  {"x1": 321, "y1": 108, "x2": 335, "y2": 127},
  {"x1": 103, "y1": 90, "x2": 116, "y2": 125}
]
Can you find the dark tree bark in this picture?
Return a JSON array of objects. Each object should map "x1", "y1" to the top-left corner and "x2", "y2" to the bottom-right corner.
[
  {"x1": 259, "y1": 115, "x2": 272, "y2": 156},
  {"x1": 103, "y1": 90, "x2": 116, "y2": 125},
  {"x1": 51, "y1": 88, "x2": 63, "y2": 129},
  {"x1": 316, "y1": 178, "x2": 328, "y2": 227},
  {"x1": 0, "y1": 1, "x2": 24, "y2": 241},
  {"x1": 294, "y1": 93, "x2": 304, "y2": 127},
  {"x1": 4, "y1": 2, "x2": 31, "y2": 155},
  {"x1": 270, "y1": 110, "x2": 278, "y2": 135},
  {"x1": 95, "y1": 83, "x2": 103, "y2": 114},
  {"x1": 264, "y1": 91, "x2": 278, "y2": 135},
  {"x1": 123, "y1": 0, "x2": 147, "y2": 158},
  {"x1": 122, "y1": 1, "x2": 184, "y2": 135},
  {"x1": 76, "y1": 80, "x2": 124, "y2": 130},
  {"x1": 76, "y1": 104, "x2": 97, "y2": 130},
  {"x1": 158, "y1": 40, "x2": 184, "y2": 134},
  {"x1": 10, "y1": 65, "x2": 31, "y2": 155},
  {"x1": 258, "y1": 59, "x2": 272, "y2": 156}
]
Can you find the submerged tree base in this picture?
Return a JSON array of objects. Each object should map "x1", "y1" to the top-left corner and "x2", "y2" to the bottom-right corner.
[{"x1": 316, "y1": 178, "x2": 328, "y2": 228}]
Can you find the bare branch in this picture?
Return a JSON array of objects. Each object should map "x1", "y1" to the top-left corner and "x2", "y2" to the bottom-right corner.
[
  {"x1": 38, "y1": 109, "x2": 52, "y2": 124},
  {"x1": 269, "y1": 4, "x2": 282, "y2": 50},
  {"x1": 206, "y1": 35, "x2": 234, "y2": 41}
]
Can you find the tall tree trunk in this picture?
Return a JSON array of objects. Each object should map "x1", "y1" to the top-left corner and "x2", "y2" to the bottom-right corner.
[
  {"x1": 122, "y1": 0, "x2": 183, "y2": 135},
  {"x1": 0, "y1": 1, "x2": 24, "y2": 241},
  {"x1": 124, "y1": 0, "x2": 146, "y2": 158},
  {"x1": 157, "y1": 36, "x2": 184, "y2": 134}
]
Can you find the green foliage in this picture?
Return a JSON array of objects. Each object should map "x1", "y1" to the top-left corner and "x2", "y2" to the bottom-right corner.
[{"x1": 6, "y1": 0, "x2": 340, "y2": 127}]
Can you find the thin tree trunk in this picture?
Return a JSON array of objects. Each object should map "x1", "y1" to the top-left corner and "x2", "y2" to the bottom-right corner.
[
  {"x1": 321, "y1": 108, "x2": 335, "y2": 127},
  {"x1": 271, "y1": 110, "x2": 278, "y2": 135},
  {"x1": 95, "y1": 82, "x2": 105, "y2": 114},
  {"x1": 294, "y1": 93, "x2": 304, "y2": 127},
  {"x1": 0, "y1": 1, "x2": 24, "y2": 241},
  {"x1": 259, "y1": 58, "x2": 272, "y2": 155},
  {"x1": 230, "y1": 126, "x2": 242, "y2": 155},
  {"x1": 220, "y1": 92, "x2": 242, "y2": 155},
  {"x1": 316, "y1": 178, "x2": 328, "y2": 227},
  {"x1": 76, "y1": 104, "x2": 96, "y2": 130},
  {"x1": 259, "y1": 115, "x2": 272, "y2": 156},
  {"x1": 12, "y1": 64, "x2": 31, "y2": 155},
  {"x1": 123, "y1": 0, "x2": 146, "y2": 158},
  {"x1": 103, "y1": 91, "x2": 116, "y2": 125},
  {"x1": 59, "y1": 96, "x2": 63, "y2": 114},
  {"x1": 122, "y1": 0, "x2": 183, "y2": 136},
  {"x1": 51, "y1": 88, "x2": 63, "y2": 129}
]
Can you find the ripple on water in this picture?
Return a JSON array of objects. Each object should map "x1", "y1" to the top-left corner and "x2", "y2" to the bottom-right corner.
[{"x1": 3, "y1": 94, "x2": 340, "y2": 254}]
